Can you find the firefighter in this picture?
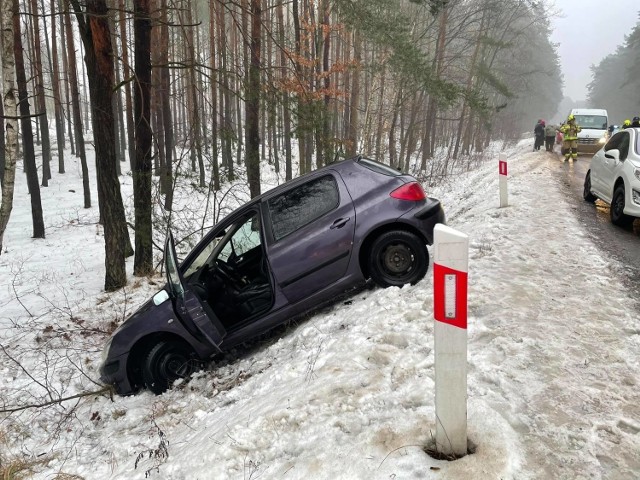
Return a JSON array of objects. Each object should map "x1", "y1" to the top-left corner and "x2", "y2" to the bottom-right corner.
[
  {"x1": 622, "y1": 119, "x2": 632, "y2": 129},
  {"x1": 560, "y1": 114, "x2": 581, "y2": 161}
]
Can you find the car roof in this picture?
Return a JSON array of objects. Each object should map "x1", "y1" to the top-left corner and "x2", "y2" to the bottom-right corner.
[{"x1": 251, "y1": 156, "x2": 362, "y2": 204}]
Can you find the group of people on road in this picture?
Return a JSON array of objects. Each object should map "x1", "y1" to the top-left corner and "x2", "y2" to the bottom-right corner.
[
  {"x1": 533, "y1": 115, "x2": 581, "y2": 161},
  {"x1": 535, "y1": 114, "x2": 640, "y2": 162},
  {"x1": 533, "y1": 118, "x2": 575, "y2": 158},
  {"x1": 533, "y1": 119, "x2": 558, "y2": 152}
]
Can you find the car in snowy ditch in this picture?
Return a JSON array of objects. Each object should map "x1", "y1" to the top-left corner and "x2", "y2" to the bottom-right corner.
[
  {"x1": 583, "y1": 127, "x2": 640, "y2": 227},
  {"x1": 100, "y1": 156, "x2": 446, "y2": 395}
]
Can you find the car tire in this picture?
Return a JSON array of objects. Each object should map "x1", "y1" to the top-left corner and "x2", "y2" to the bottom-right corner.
[
  {"x1": 142, "y1": 341, "x2": 199, "y2": 394},
  {"x1": 368, "y1": 230, "x2": 428, "y2": 288},
  {"x1": 610, "y1": 185, "x2": 633, "y2": 227},
  {"x1": 583, "y1": 171, "x2": 596, "y2": 203}
]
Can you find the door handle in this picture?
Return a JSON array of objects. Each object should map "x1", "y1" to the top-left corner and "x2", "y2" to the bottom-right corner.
[{"x1": 330, "y1": 217, "x2": 350, "y2": 229}]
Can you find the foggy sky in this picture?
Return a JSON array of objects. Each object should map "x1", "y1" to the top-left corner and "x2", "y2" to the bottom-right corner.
[{"x1": 549, "y1": 0, "x2": 639, "y2": 102}]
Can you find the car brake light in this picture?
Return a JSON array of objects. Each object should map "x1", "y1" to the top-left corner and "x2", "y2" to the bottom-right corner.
[{"x1": 390, "y1": 182, "x2": 426, "y2": 201}]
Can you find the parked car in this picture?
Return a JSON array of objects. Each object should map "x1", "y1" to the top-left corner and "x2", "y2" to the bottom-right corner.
[
  {"x1": 100, "y1": 156, "x2": 446, "y2": 395},
  {"x1": 583, "y1": 127, "x2": 640, "y2": 227}
]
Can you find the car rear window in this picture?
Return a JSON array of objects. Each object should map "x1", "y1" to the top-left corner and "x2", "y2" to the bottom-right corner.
[
  {"x1": 357, "y1": 157, "x2": 402, "y2": 176},
  {"x1": 268, "y1": 175, "x2": 340, "y2": 241}
]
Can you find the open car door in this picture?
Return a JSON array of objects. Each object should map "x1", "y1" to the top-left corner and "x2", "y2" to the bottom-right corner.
[{"x1": 165, "y1": 232, "x2": 226, "y2": 352}]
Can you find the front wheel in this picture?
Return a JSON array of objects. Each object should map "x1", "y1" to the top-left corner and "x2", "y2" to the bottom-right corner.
[
  {"x1": 583, "y1": 171, "x2": 596, "y2": 203},
  {"x1": 142, "y1": 341, "x2": 200, "y2": 394},
  {"x1": 368, "y1": 230, "x2": 429, "y2": 288},
  {"x1": 610, "y1": 185, "x2": 633, "y2": 227}
]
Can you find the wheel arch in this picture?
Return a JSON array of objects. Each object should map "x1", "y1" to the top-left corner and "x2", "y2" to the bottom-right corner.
[
  {"x1": 358, "y1": 222, "x2": 428, "y2": 280},
  {"x1": 613, "y1": 176, "x2": 626, "y2": 194},
  {"x1": 126, "y1": 332, "x2": 197, "y2": 391}
]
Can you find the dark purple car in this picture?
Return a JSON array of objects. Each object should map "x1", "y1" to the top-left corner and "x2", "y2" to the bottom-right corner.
[{"x1": 100, "y1": 157, "x2": 445, "y2": 394}]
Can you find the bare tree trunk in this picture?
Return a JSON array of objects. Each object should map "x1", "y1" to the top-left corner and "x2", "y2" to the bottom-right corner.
[
  {"x1": 59, "y1": 0, "x2": 74, "y2": 156},
  {"x1": 388, "y1": 88, "x2": 401, "y2": 168},
  {"x1": 375, "y1": 61, "x2": 386, "y2": 159},
  {"x1": 29, "y1": 0, "x2": 52, "y2": 185},
  {"x1": 183, "y1": 0, "x2": 204, "y2": 186},
  {"x1": 452, "y1": 10, "x2": 485, "y2": 160},
  {"x1": 159, "y1": 0, "x2": 173, "y2": 210},
  {"x1": 422, "y1": 5, "x2": 448, "y2": 167},
  {"x1": 276, "y1": 0, "x2": 291, "y2": 180},
  {"x1": 346, "y1": 31, "x2": 361, "y2": 157},
  {"x1": 13, "y1": 0, "x2": 44, "y2": 238},
  {"x1": 46, "y1": 0, "x2": 65, "y2": 174},
  {"x1": 70, "y1": 0, "x2": 132, "y2": 291},
  {"x1": 0, "y1": 92, "x2": 4, "y2": 187},
  {"x1": 133, "y1": 0, "x2": 153, "y2": 276},
  {"x1": 208, "y1": 0, "x2": 220, "y2": 191},
  {"x1": 217, "y1": 0, "x2": 234, "y2": 180},
  {"x1": 64, "y1": 7, "x2": 90, "y2": 208},
  {"x1": 108, "y1": 3, "x2": 124, "y2": 172},
  {"x1": 119, "y1": 0, "x2": 135, "y2": 169},
  {"x1": 245, "y1": 0, "x2": 261, "y2": 198},
  {"x1": 318, "y1": 0, "x2": 331, "y2": 167},
  {"x1": 0, "y1": 0, "x2": 19, "y2": 252}
]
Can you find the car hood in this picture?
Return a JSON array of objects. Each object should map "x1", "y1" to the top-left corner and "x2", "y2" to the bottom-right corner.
[{"x1": 578, "y1": 129, "x2": 606, "y2": 138}]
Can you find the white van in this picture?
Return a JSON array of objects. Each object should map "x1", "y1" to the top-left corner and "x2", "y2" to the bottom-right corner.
[{"x1": 569, "y1": 108, "x2": 608, "y2": 154}]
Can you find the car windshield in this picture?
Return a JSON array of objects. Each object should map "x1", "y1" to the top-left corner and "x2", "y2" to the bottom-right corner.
[
  {"x1": 574, "y1": 115, "x2": 607, "y2": 130},
  {"x1": 636, "y1": 130, "x2": 640, "y2": 156}
]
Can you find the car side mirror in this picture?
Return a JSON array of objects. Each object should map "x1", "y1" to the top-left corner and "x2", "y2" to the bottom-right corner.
[
  {"x1": 604, "y1": 149, "x2": 620, "y2": 161},
  {"x1": 153, "y1": 290, "x2": 170, "y2": 305}
]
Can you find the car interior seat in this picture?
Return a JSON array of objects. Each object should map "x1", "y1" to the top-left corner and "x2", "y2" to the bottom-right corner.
[{"x1": 233, "y1": 256, "x2": 273, "y2": 320}]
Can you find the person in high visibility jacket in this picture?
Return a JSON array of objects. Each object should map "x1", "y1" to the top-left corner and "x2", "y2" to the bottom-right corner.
[
  {"x1": 560, "y1": 114, "x2": 581, "y2": 161},
  {"x1": 632, "y1": 116, "x2": 640, "y2": 128}
]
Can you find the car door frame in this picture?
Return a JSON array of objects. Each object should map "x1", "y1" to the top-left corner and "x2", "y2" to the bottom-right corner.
[
  {"x1": 593, "y1": 131, "x2": 623, "y2": 200},
  {"x1": 165, "y1": 232, "x2": 226, "y2": 352},
  {"x1": 601, "y1": 131, "x2": 630, "y2": 201},
  {"x1": 261, "y1": 170, "x2": 356, "y2": 305}
]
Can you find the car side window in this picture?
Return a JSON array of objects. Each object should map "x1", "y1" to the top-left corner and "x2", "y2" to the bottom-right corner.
[
  {"x1": 604, "y1": 132, "x2": 623, "y2": 151},
  {"x1": 617, "y1": 133, "x2": 630, "y2": 160},
  {"x1": 268, "y1": 175, "x2": 340, "y2": 242}
]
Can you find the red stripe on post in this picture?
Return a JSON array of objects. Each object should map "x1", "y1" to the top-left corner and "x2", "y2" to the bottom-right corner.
[
  {"x1": 499, "y1": 160, "x2": 507, "y2": 176},
  {"x1": 433, "y1": 263, "x2": 468, "y2": 329}
]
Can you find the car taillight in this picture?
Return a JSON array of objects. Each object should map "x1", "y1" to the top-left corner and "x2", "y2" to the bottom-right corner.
[{"x1": 390, "y1": 182, "x2": 426, "y2": 201}]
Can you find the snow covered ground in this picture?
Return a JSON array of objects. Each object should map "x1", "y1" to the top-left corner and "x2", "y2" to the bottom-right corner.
[{"x1": 1, "y1": 141, "x2": 639, "y2": 479}]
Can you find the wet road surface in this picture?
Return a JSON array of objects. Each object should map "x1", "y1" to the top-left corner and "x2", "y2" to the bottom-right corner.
[{"x1": 548, "y1": 151, "x2": 640, "y2": 307}]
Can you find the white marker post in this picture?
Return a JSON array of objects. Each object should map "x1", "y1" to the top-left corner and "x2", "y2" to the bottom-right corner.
[
  {"x1": 499, "y1": 152, "x2": 508, "y2": 208},
  {"x1": 433, "y1": 224, "x2": 469, "y2": 457}
]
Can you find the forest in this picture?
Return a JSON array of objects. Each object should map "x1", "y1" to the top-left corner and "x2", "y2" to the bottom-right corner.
[
  {"x1": 0, "y1": 0, "x2": 563, "y2": 292},
  {"x1": 588, "y1": 18, "x2": 640, "y2": 125}
]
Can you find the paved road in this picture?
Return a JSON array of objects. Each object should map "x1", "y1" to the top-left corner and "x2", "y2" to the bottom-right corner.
[{"x1": 548, "y1": 152, "x2": 640, "y2": 304}]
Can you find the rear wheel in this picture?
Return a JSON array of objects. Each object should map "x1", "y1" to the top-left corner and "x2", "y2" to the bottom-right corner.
[
  {"x1": 610, "y1": 185, "x2": 633, "y2": 227},
  {"x1": 142, "y1": 341, "x2": 200, "y2": 394},
  {"x1": 583, "y1": 171, "x2": 596, "y2": 203},
  {"x1": 368, "y1": 231, "x2": 428, "y2": 288}
]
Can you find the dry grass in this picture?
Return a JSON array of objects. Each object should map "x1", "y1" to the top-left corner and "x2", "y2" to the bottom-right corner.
[{"x1": 0, "y1": 429, "x2": 52, "y2": 480}]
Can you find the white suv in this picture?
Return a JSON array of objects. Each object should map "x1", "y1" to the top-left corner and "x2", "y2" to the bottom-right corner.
[{"x1": 583, "y1": 127, "x2": 640, "y2": 227}]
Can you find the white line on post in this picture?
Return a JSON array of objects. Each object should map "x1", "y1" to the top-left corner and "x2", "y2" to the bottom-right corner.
[
  {"x1": 433, "y1": 223, "x2": 469, "y2": 457},
  {"x1": 499, "y1": 152, "x2": 508, "y2": 208}
]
